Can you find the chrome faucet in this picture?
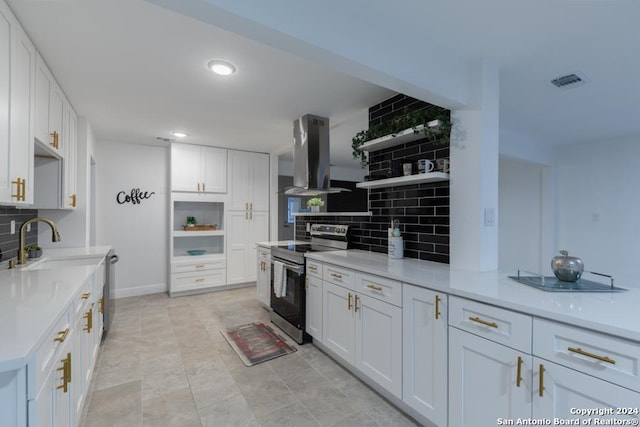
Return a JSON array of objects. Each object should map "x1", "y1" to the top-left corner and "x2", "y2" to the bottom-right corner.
[{"x1": 18, "y1": 217, "x2": 61, "y2": 265}]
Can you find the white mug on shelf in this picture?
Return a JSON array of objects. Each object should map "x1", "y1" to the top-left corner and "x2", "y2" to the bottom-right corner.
[
  {"x1": 417, "y1": 159, "x2": 434, "y2": 174},
  {"x1": 436, "y1": 158, "x2": 450, "y2": 173},
  {"x1": 402, "y1": 163, "x2": 413, "y2": 176}
]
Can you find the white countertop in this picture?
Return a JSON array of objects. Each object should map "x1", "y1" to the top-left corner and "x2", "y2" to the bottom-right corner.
[
  {"x1": 256, "y1": 240, "x2": 306, "y2": 248},
  {"x1": 0, "y1": 246, "x2": 112, "y2": 372},
  {"x1": 305, "y1": 250, "x2": 640, "y2": 343}
]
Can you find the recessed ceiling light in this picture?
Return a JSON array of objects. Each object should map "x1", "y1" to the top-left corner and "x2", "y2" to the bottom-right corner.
[
  {"x1": 171, "y1": 131, "x2": 188, "y2": 138},
  {"x1": 207, "y1": 60, "x2": 236, "y2": 76}
]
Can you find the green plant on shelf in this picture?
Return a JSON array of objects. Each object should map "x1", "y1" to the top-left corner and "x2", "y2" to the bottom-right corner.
[
  {"x1": 306, "y1": 197, "x2": 324, "y2": 207},
  {"x1": 351, "y1": 109, "x2": 452, "y2": 168},
  {"x1": 186, "y1": 216, "x2": 197, "y2": 226}
]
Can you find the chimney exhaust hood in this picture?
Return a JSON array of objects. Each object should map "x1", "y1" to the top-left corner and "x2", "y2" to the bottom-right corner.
[{"x1": 284, "y1": 114, "x2": 349, "y2": 196}]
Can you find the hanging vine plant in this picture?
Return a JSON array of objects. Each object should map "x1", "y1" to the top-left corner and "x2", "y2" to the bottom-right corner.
[{"x1": 352, "y1": 109, "x2": 452, "y2": 168}]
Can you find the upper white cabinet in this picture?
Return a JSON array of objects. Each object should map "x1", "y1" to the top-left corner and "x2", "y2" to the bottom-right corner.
[
  {"x1": 34, "y1": 52, "x2": 64, "y2": 153},
  {"x1": 62, "y1": 101, "x2": 77, "y2": 209},
  {"x1": 0, "y1": 1, "x2": 35, "y2": 206},
  {"x1": 227, "y1": 150, "x2": 269, "y2": 212},
  {"x1": 171, "y1": 143, "x2": 227, "y2": 193}
]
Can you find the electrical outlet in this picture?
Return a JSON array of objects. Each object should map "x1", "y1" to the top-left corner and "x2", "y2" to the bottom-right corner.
[
  {"x1": 10, "y1": 220, "x2": 15, "y2": 235},
  {"x1": 26, "y1": 223, "x2": 31, "y2": 232},
  {"x1": 484, "y1": 208, "x2": 496, "y2": 227},
  {"x1": 306, "y1": 223, "x2": 311, "y2": 232}
]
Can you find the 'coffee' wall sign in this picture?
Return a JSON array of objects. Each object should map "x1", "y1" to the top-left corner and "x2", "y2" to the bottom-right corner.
[{"x1": 116, "y1": 188, "x2": 155, "y2": 205}]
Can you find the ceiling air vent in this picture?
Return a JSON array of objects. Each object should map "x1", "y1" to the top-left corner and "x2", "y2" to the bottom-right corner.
[
  {"x1": 155, "y1": 136, "x2": 175, "y2": 143},
  {"x1": 551, "y1": 73, "x2": 585, "y2": 89}
]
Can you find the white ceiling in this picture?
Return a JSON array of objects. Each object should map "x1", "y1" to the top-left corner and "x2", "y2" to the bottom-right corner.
[{"x1": 7, "y1": 0, "x2": 640, "y2": 167}]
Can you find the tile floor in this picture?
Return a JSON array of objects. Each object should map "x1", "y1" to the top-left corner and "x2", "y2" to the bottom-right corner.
[{"x1": 81, "y1": 286, "x2": 419, "y2": 427}]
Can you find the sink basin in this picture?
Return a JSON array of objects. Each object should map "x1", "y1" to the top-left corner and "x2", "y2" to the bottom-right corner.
[{"x1": 22, "y1": 256, "x2": 104, "y2": 271}]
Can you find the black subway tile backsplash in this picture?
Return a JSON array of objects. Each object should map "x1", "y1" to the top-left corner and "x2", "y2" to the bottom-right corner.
[
  {"x1": 294, "y1": 95, "x2": 450, "y2": 264},
  {"x1": 0, "y1": 207, "x2": 39, "y2": 262}
]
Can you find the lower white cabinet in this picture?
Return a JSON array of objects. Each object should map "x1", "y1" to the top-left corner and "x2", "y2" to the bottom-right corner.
[
  {"x1": 322, "y1": 280, "x2": 402, "y2": 398},
  {"x1": 305, "y1": 275, "x2": 323, "y2": 340},
  {"x1": 227, "y1": 210, "x2": 268, "y2": 284},
  {"x1": 532, "y1": 357, "x2": 640, "y2": 422},
  {"x1": 402, "y1": 285, "x2": 447, "y2": 427},
  {"x1": 449, "y1": 326, "x2": 532, "y2": 427},
  {"x1": 256, "y1": 247, "x2": 271, "y2": 307}
]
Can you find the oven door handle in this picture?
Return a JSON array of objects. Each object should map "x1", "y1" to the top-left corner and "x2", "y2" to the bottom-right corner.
[{"x1": 272, "y1": 260, "x2": 305, "y2": 275}]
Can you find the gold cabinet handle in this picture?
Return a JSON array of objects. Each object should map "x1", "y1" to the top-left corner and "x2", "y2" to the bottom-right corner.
[
  {"x1": 245, "y1": 211, "x2": 248, "y2": 220},
  {"x1": 50, "y1": 131, "x2": 59, "y2": 149},
  {"x1": 308, "y1": 265, "x2": 317, "y2": 271},
  {"x1": 245, "y1": 202, "x2": 249, "y2": 210},
  {"x1": 250, "y1": 202, "x2": 253, "y2": 211},
  {"x1": 202, "y1": 182, "x2": 205, "y2": 191},
  {"x1": 538, "y1": 363, "x2": 544, "y2": 397},
  {"x1": 305, "y1": 277, "x2": 309, "y2": 290},
  {"x1": 54, "y1": 328, "x2": 69, "y2": 343},
  {"x1": 197, "y1": 182, "x2": 201, "y2": 191},
  {"x1": 11, "y1": 178, "x2": 23, "y2": 201},
  {"x1": 330, "y1": 273, "x2": 343, "y2": 279},
  {"x1": 99, "y1": 296, "x2": 104, "y2": 314},
  {"x1": 366, "y1": 284, "x2": 383, "y2": 292},
  {"x1": 249, "y1": 211, "x2": 252, "y2": 220},
  {"x1": 84, "y1": 307, "x2": 93, "y2": 333},
  {"x1": 195, "y1": 278, "x2": 205, "y2": 283},
  {"x1": 70, "y1": 194, "x2": 77, "y2": 207},
  {"x1": 81, "y1": 292, "x2": 91, "y2": 300},
  {"x1": 435, "y1": 295, "x2": 442, "y2": 320},
  {"x1": 567, "y1": 347, "x2": 616, "y2": 364},
  {"x1": 20, "y1": 178, "x2": 26, "y2": 201},
  {"x1": 56, "y1": 352, "x2": 71, "y2": 393},
  {"x1": 355, "y1": 295, "x2": 360, "y2": 312},
  {"x1": 469, "y1": 316, "x2": 498, "y2": 328},
  {"x1": 348, "y1": 293, "x2": 353, "y2": 311},
  {"x1": 516, "y1": 356, "x2": 523, "y2": 387}
]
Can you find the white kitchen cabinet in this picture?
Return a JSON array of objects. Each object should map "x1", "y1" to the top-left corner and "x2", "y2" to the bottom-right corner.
[
  {"x1": 227, "y1": 150, "x2": 269, "y2": 212},
  {"x1": 169, "y1": 194, "x2": 227, "y2": 295},
  {"x1": 256, "y1": 246, "x2": 271, "y2": 307},
  {"x1": 402, "y1": 285, "x2": 447, "y2": 427},
  {"x1": 305, "y1": 275, "x2": 323, "y2": 341},
  {"x1": 227, "y1": 209, "x2": 268, "y2": 284},
  {"x1": 322, "y1": 274, "x2": 403, "y2": 398},
  {"x1": 532, "y1": 357, "x2": 640, "y2": 423},
  {"x1": 171, "y1": 143, "x2": 227, "y2": 193},
  {"x1": 449, "y1": 326, "x2": 532, "y2": 427},
  {"x1": 62, "y1": 101, "x2": 77, "y2": 209},
  {"x1": 34, "y1": 52, "x2": 64, "y2": 153},
  {"x1": 0, "y1": 1, "x2": 35, "y2": 206}
]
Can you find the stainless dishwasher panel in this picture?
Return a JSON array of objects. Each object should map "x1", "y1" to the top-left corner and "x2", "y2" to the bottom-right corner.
[{"x1": 103, "y1": 250, "x2": 119, "y2": 335}]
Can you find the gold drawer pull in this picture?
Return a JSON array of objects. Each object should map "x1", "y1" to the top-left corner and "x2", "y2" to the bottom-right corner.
[
  {"x1": 354, "y1": 295, "x2": 360, "y2": 312},
  {"x1": 81, "y1": 292, "x2": 91, "y2": 300},
  {"x1": 195, "y1": 278, "x2": 205, "y2": 283},
  {"x1": 516, "y1": 356, "x2": 523, "y2": 387},
  {"x1": 435, "y1": 295, "x2": 442, "y2": 320},
  {"x1": 330, "y1": 273, "x2": 343, "y2": 279},
  {"x1": 308, "y1": 265, "x2": 317, "y2": 271},
  {"x1": 468, "y1": 316, "x2": 498, "y2": 328},
  {"x1": 539, "y1": 364, "x2": 544, "y2": 397},
  {"x1": 195, "y1": 264, "x2": 205, "y2": 268},
  {"x1": 366, "y1": 284, "x2": 383, "y2": 292},
  {"x1": 84, "y1": 308, "x2": 93, "y2": 333},
  {"x1": 567, "y1": 347, "x2": 616, "y2": 364},
  {"x1": 54, "y1": 328, "x2": 69, "y2": 343},
  {"x1": 348, "y1": 293, "x2": 353, "y2": 310},
  {"x1": 99, "y1": 297, "x2": 104, "y2": 314}
]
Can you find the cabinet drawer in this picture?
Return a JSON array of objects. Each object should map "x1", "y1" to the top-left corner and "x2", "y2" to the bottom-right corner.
[
  {"x1": 323, "y1": 264, "x2": 355, "y2": 289},
  {"x1": 171, "y1": 258, "x2": 225, "y2": 274},
  {"x1": 534, "y1": 318, "x2": 640, "y2": 392},
  {"x1": 306, "y1": 260, "x2": 322, "y2": 279},
  {"x1": 171, "y1": 270, "x2": 227, "y2": 293},
  {"x1": 73, "y1": 278, "x2": 93, "y2": 318},
  {"x1": 449, "y1": 296, "x2": 532, "y2": 353},
  {"x1": 28, "y1": 306, "x2": 72, "y2": 399},
  {"x1": 257, "y1": 248, "x2": 271, "y2": 262},
  {"x1": 355, "y1": 273, "x2": 402, "y2": 307}
]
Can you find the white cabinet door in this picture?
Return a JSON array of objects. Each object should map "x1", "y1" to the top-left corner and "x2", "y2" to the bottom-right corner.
[
  {"x1": 227, "y1": 209, "x2": 268, "y2": 285},
  {"x1": 55, "y1": 341, "x2": 72, "y2": 427},
  {"x1": 171, "y1": 143, "x2": 201, "y2": 192},
  {"x1": 532, "y1": 357, "x2": 640, "y2": 423},
  {"x1": 322, "y1": 282, "x2": 355, "y2": 364},
  {"x1": 228, "y1": 150, "x2": 252, "y2": 211},
  {"x1": 34, "y1": 52, "x2": 50, "y2": 146},
  {"x1": 305, "y1": 275, "x2": 323, "y2": 341},
  {"x1": 49, "y1": 83, "x2": 64, "y2": 152},
  {"x1": 256, "y1": 256, "x2": 271, "y2": 306},
  {"x1": 0, "y1": 4, "x2": 35, "y2": 206},
  {"x1": 72, "y1": 315, "x2": 84, "y2": 424},
  {"x1": 62, "y1": 102, "x2": 77, "y2": 209},
  {"x1": 355, "y1": 292, "x2": 402, "y2": 399},
  {"x1": 449, "y1": 327, "x2": 532, "y2": 427},
  {"x1": 403, "y1": 285, "x2": 447, "y2": 426},
  {"x1": 202, "y1": 146, "x2": 227, "y2": 193},
  {"x1": 228, "y1": 150, "x2": 269, "y2": 211}
]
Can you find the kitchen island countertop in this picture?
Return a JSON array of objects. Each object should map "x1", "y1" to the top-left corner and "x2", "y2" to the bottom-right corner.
[{"x1": 305, "y1": 249, "x2": 640, "y2": 343}]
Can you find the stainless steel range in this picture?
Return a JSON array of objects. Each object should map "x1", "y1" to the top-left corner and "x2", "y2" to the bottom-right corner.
[{"x1": 270, "y1": 224, "x2": 349, "y2": 344}]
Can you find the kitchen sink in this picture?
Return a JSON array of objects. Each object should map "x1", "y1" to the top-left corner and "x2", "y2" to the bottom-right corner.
[{"x1": 22, "y1": 256, "x2": 104, "y2": 271}]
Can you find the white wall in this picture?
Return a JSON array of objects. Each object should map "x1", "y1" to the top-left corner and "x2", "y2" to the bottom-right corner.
[
  {"x1": 95, "y1": 140, "x2": 169, "y2": 298},
  {"x1": 556, "y1": 135, "x2": 640, "y2": 288}
]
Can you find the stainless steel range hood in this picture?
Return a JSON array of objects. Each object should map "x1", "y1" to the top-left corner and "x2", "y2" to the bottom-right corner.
[{"x1": 284, "y1": 114, "x2": 349, "y2": 196}]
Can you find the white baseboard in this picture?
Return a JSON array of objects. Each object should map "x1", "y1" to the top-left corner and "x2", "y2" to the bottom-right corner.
[{"x1": 113, "y1": 282, "x2": 167, "y2": 299}]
